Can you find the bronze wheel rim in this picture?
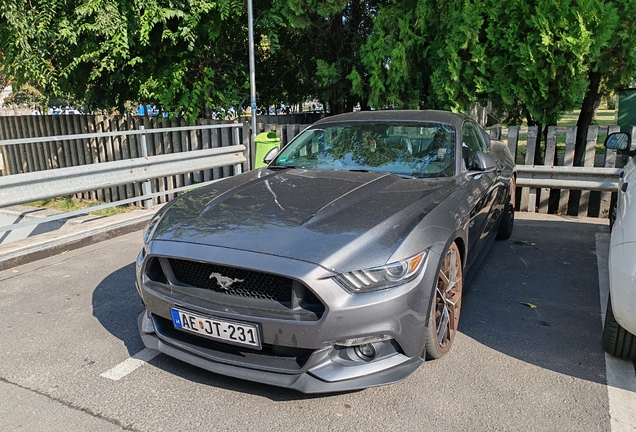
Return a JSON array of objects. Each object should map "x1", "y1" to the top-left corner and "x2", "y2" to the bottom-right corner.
[{"x1": 434, "y1": 244, "x2": 463, "y2": 348}]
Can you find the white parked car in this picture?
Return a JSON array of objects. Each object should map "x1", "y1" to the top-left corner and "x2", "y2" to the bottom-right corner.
[{"x1": 603, "y1": 132, "x2": 636, "y2": 360}]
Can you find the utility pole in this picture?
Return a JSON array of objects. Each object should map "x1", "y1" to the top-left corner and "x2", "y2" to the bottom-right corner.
[{"x1": 247, "y1": 0, "x2": 257, "y2": 142}]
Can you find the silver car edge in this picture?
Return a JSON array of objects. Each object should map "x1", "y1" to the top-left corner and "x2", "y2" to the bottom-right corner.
[
  {"x1": 603, "y1": 132, "x2": 636, "y2": 359},
  {"x1": 135, "y1": 110, "x2": 516, "y2": 393}
]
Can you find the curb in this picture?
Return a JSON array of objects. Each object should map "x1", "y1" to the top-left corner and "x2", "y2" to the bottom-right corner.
[{"x1": 0, "y1": 208, "x2": 158, "y2": 271}]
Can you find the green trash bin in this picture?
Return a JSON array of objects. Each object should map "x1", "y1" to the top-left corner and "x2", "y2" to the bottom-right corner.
[{"x1": 254, "y1": 131, "x2": 281, "y2": 168}]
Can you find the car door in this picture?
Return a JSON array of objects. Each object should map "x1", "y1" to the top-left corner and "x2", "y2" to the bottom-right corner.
[
  {"x1": 461, "y1": 121, "x2": 500, "y2": 269},
  {"x1": 613, "y1": 155, "x2": 636, "y2": 244}
]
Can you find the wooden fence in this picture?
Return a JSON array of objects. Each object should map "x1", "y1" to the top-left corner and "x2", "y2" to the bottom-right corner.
[
  {"x1": 490, "y1": 124, "x2": 636, "y2": 219},
  {"x1": 1, "y1": 115, "x2": 634, "y2": 218},
  {"x1": 0, "y1": 115, "x2": 310, "y2": 206}
]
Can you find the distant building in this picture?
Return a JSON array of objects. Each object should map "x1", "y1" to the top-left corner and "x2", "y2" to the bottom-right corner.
[
  {"x1": 0, "y1": 86, "x2": 36, "y2": 116},
  {"x1": 0, "y1": 86, "x2": 12, "y2": 106}
]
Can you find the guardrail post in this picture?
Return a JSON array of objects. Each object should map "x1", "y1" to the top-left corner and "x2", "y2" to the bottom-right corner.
[
  {"x1": 233, "y1": 123, "x2": 243, "y2": 175},
  {"x1": 139, "y1": 126, "x2": 154, "y2": 210}
]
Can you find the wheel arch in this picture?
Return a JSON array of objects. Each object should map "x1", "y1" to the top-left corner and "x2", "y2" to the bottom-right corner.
[{"x1": 453, "y1": 236, "x2": 466, "y2": 269}]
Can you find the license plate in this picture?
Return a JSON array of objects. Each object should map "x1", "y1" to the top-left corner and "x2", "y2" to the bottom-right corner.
[{"x1": 170, "y1": 307, "x2": 261, "y2": 349}]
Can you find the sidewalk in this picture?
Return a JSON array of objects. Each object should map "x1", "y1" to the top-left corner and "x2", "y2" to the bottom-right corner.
[{"x1": 0, "y1": 207, "x2": 158, "y2": 271}]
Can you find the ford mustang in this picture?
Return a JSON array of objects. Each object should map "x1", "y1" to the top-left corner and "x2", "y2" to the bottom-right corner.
[{"x1": 135, "y1": 110, "x2": 516, "y2": 393}]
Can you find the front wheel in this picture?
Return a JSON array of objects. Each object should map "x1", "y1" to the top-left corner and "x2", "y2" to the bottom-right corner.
[
  {"x1": 602, "y1": 295, "x2": 636, "y2": 360},
  {"x1": 425, "y1": 242, "x2": 463, "y2": 360}
]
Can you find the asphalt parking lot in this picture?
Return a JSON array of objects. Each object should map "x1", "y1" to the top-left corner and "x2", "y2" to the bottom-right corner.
[{"x1": 0, "y1": 215, "x2": 635, "y2": 432}]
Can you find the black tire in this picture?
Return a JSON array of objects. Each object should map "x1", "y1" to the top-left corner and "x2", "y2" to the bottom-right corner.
[
  {"x1": 602, "y1": 295, "x2": 636, "y2": 360},
  {"x1": 497, "y1": 177, "x2": 515, "y2": 240},
  {"x1": 425, "y1": 242, "x2": 463, "y2": 360},
  {"x1": 609, "y1": 193, "x2": 617, "y2": 231}
]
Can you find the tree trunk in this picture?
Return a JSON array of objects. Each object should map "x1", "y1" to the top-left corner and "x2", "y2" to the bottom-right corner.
[
  {"x1": 345, "y1": 98, "x2": 355, "y2": 113},
  {"x1": 574, "y1": 69, "x2": 602, "y2": 167},
  {"x1": 329, "y1": 99, "x2": 345, "y2": 115}
]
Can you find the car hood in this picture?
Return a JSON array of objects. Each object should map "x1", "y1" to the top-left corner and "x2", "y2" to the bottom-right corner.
[{"x1": 152, "y1": 169, "x2": 458, "y2": 272}]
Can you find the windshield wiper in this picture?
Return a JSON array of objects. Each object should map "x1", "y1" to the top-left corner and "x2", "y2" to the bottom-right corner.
[{"x1": 269, "y1": 165, "x2": 299, "y2": 170}]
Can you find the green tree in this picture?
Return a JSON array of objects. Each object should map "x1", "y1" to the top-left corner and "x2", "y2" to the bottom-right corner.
[
  {"x1": 573, "y1": 0, "x2": 636, "y2": 166},
  {"x1": 480, "y1": 0, "x2": 594, "y2": 163},
  {"x1": 0, "y1": 0, "x2": 248, "y2": 121},
  {"x1": 355, "y1": 0, "x2": 486, "y2": 111},
  {"x1": 359, "y1": 0, "x2": 626, "y2": 166},
  {"x1": 263, "y1": 0, "x2": 379, "y2": 114}
]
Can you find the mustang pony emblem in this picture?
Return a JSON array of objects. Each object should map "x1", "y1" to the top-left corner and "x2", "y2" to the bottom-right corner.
[{"x1": 209, "y1": 272, "x2": 244, "y2": 290}]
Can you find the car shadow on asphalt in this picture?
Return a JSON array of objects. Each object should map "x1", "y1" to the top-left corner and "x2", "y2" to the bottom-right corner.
[
  {"x1": 460, "y1": 221, "x2": 614, "y2": 388},
  {"x1": 147, "y1": 353, "x2": 358, "y2": 401},
  {"x1": 92, "y1": 262, "x2": 146, "y2": 356}
]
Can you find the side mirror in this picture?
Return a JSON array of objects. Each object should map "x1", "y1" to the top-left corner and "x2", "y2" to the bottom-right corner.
[
  {"x1": 263, "y1": 147, "x2": 280, "y2": 164},
  {"x1": 472, "y1": 151, "x2": 498, "y2": 171},
  {"x1": 605, "y1": 132, "x2": 632, "y2": 152}
]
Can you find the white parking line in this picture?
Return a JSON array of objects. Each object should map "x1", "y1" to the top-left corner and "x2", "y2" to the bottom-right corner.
[
  {"x1": 100, "y1": 348, "x2": 160, "y2": 381},
  {"x1": 596, "y1": 233, "x2": 636, "y2": 432}
]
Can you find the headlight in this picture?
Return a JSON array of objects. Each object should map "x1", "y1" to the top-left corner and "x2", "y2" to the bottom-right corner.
[{"x1": 335, "y1": 251, "x2": 428, "y2": 293}]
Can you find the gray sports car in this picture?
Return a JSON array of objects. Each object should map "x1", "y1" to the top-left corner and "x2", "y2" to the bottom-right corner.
[{"x1": 135, "y1": 110, "x2": 516, "y2": 393}]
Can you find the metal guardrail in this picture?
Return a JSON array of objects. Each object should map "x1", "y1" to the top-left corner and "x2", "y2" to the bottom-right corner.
[
  {"x1": 0, "y1": 145, "x2": 245, "y2": 208},
  {"x1": 516, "y1": 165, "x2": 622, "y2": 192},
  {"x1": 0, "y1": 123, "x2": 245, "y2": 234}
]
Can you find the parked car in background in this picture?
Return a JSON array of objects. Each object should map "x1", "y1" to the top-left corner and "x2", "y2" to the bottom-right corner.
[
  {"x1": 603, "y1": 132, "x2": 636, "y2": 360},
  {"x1": 49, "y1": 106, "x2": 82, "y2": 115},
  {"x1": 135, "y1": 110, "x2": 516, "y2": 393}
]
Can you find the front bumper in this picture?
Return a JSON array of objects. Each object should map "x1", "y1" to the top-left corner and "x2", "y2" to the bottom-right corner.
[
  {"x1": 138, "y1": 311, "x2": 422, "y2": 393},
  {"x1": 136, "y1": 241, "x2": 439, "y2": 393}
]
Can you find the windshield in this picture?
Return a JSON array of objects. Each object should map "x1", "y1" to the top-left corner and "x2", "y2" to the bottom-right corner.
[{"x1": 270, "y1": 122, "x2": 456, "y2": 178}]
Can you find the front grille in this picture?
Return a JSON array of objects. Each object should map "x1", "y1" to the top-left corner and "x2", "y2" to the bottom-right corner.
[{"x1": 169, "y1": 258, "x2": 293, "y2": 303}]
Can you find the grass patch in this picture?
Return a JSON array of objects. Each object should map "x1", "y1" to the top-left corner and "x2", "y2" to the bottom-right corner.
[
  {"x1": 501, "y1": 130, "x2": 608, "y2": 165},
  {"x1": 557, "y1": 109, "x2": 617, "y2": 127},
  {"x1": 27, "y1": 198, "x2": 137, "y2": 217},
  {"x1": 494, "y1": 108, "x2": 616, "y2": 165}
]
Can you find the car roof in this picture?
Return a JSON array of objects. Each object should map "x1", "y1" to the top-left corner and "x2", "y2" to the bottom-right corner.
[{"x1": 312, "y1": 110, "x2": 469, "y2": 127}]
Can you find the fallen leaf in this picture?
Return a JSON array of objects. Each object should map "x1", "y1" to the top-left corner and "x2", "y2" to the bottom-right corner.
[
  {"x1": 521, "y1": 302, "x2": 537, "y2": 309},
  {"x1": 12, "y1": 269, "x2": 19, "y2": 273},
  {"x1": 60, "y1": 250, "x2": 69, "y2": 255}
]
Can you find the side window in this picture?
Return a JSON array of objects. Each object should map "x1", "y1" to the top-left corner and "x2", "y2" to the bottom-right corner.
[
  {"x1": 481, "y1": 130, "x2": 491, "y2": 149},
  {"x1": 461, "y1": 122, "x2": 487, "y2": 170}
]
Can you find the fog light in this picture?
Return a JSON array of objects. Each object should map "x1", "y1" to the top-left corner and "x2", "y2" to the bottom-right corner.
[{"x1": 355, "y1": 343, "x2": 376, "y2": 360}]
